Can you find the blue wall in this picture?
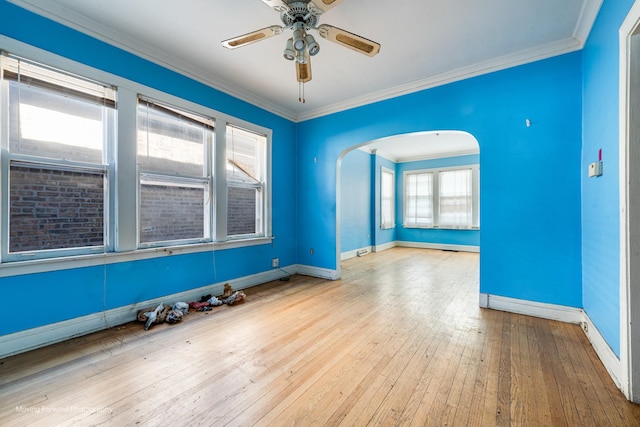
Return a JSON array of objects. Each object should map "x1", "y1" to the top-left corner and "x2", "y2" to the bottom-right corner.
[
  {"x1": 396, "y1": 154, "x2": 479, "y2": 247},
  {"x1": 2, "y1": 0, "x2": 616, "y2": 352},
  {"x1": 0, "y1": 1, "x2": 298, "y2": 335},
  {"x1": 339, "y1": 149, "x2": 372, "y2": 253},
  {"x1": 581, "y1": 0, "x2": 634, "y2": 357},
  {"x1": 297, "y1": 52, "x2": 583, "y2": 308}
]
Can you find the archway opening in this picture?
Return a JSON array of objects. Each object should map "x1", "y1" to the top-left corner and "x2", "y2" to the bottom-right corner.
[{"x1": 336, "y1": 130, "x2": 480, "y2": 278}]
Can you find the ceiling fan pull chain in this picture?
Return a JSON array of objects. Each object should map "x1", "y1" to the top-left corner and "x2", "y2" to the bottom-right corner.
[{"x1": 299, "y1": 81, "x2": 305, "y2": 103}]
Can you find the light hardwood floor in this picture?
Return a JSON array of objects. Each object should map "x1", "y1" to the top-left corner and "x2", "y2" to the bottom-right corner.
[{"x1": 1, "y1": 248, "x2": 639, "y2": 426}]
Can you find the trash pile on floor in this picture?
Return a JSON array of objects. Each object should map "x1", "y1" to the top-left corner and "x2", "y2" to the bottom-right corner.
[{"x1": 136, "y1": 283, "x2": 246, "y2": 330}]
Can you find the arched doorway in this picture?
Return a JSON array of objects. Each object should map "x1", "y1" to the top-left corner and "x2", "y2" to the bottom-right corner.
[{"x1": 336, "y1": 130, "x2": 480, "y2": 278}]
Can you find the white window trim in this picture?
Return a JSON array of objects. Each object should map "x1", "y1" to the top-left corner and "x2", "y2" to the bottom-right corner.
[
  {"x1": 0, "y1": 35, "x2": 273, "y2": 275},
  {"x1": 0, "y1": 55, "x2": 116, "y2": 262},
  {"x1": 380, "y1": 166, "x2": 395, "y2": 229},
  {"x1": 224, "y1": 124, "x2": 269, "y2": 240},
  {"x1": 403, "y1": 164, "x2": 479, "y2": 230},
  {"x1": 135, "y1": 97, "x2": 214, "y2": 249}
]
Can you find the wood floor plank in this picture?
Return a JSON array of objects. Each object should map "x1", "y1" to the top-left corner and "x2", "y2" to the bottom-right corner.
[{"x1": 1, "y1": 248, "x2": 639, "y2": 426}]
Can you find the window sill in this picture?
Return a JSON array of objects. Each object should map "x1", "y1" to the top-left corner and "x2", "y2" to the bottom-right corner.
[
  {"x1": 0, "y1": 236, "x2": 274, "y2": 278},
  {"x1": 403, "y1": 225, "x2": 480, "y2": 231}
]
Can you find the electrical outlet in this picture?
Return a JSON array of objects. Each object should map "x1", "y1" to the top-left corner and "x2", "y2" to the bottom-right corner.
[{"x1": 272, "y1": 257, "x2": 279, "y2": 268}]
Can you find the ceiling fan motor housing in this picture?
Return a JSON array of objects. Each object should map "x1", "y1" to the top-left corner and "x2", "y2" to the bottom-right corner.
[{"x1": 280, "y1": 1, "x2": 319, "y2": 29}]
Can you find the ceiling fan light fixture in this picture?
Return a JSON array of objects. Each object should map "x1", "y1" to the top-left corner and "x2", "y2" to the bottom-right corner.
[
  {"x1": 283, "y1": 38, "x2": 295, "y2": 60},
  {"x1": 296, "y1": 48, "x2": 309, "y2": 65},
  {"x1": 292, "y1": 22, "x2": 307, "y2": 52},
  {"x1": 222, "y1": 0, "x2": 381, "y2": 102},
  {"x1": 305, "y1": 33, "x2": 320, "y2": 56}
]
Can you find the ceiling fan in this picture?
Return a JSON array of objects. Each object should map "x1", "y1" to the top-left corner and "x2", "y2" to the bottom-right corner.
[{"x1": 221, "y1": 0, "x2": 381, "y2": 103}]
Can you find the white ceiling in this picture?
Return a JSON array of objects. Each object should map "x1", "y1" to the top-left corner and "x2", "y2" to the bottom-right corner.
[
  {"x1": 360, "y1": 131, "x2": 479, "y2": 163},
  {"x1": 10, "y1": 0, "x2": 601, "y2": 123}
]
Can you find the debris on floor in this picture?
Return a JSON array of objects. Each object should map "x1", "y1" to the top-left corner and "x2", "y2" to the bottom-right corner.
[{"x1": 136, "y1": 283, "x2": 246, "y2": 330}]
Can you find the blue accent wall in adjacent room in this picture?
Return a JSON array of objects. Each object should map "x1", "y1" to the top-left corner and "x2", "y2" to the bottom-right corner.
[
  {"x1": 581, "y1": 0, "x2": 635, "y2": 357},
  {"x1": 297, "y1": 52, "x2": 583, "y2": 308},
  {"x1": 339, "y1": 149, "x2": 373, "y2": 253}
]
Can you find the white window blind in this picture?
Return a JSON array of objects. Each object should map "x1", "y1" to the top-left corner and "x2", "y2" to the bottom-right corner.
[
  {"x1": 403, "y1": 165, "x2": 479, "y2": 230},
  {"x1": 439, "y1": 169, "x2": 473, "y2": 227},
  {"x1": 405, "y1": 172, "x2": 433, "y2": 227}
]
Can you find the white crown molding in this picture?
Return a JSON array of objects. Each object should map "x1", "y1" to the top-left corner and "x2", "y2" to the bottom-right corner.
[
  {"x1": 357, "y1": 146, "x2": 396, "y2": 162},
  {"x1": 374, "y1": 149, "x2": 397, "y2": 162},
  {"x1": 395, "y1": 149, "x2": 480, "y2": 164},
  {"x1": 573, "y1": 0, "x2": 604, "y2": 45},
  {"x1": 8, "y1": 0, "x2": 601, "y2": 123},
  {"x1": 296, "y1": 37, "x2": 583, "y2": 121}
]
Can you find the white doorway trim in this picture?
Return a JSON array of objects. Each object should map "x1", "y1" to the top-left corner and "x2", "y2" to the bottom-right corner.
[{"x1": 619, "y1": 0, "x2": 640, "y2": 403}]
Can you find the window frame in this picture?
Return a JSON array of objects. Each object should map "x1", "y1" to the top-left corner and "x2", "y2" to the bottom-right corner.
[
  {"x1": 403, "y1": 164, "x2": 479, "y2": 230},
  {"x1": 380, "y1": 167, "x2": 395, "y2": 229},
  {"x1": 0, "y1": 53, "x2": 116, "y2": 262},
  {"x1": 135, "y1": 96, "x2": 214, "y2": 248},
  {"x1": 225, "y1": 124, "x2": 268, "y2": 240},
  {"x1": 0, "y1": 42, "x2": 273, "y2": 273}
]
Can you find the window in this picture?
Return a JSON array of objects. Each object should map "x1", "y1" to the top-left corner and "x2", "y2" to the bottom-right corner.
[
  {"x1": 381, "y1": 167, "x2": 395, "y2": 229},
  {"x1": 137, "y1": 98, "x2": 213, "y2": 246},
  {"x1": 0, "y1": 48, "x2": 272, "y2": 266},
  {"x1": 439, "y1": 169, "x2": 472, "y2": 227},
  {"x1": 404, "y1": 165, "x2": 479, "y2": 229},
  {"x1": 226, "y1": 125, "x2": 267, "y2": 238},
  {"x1": 1, "y1": 54, "x2": 115, "y2": 260},
  {"x1": 404, "y1": 172, "x2": 434, "y2": 227}
]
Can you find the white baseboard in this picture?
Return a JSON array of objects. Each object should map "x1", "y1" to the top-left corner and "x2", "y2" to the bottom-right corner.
[
  {"x1": 0, "y1": 266, "x2": 293, "y2": 359},
  {"x1": 396, "y1": 241, "x2": 480, "y2": 253},
  {"x1": 341, "y1": 241, "x2": 397, "y2": 260},
  {"x1": 340, "y1": 246, "x2": 373, "y2": 261},
  {"x1": 295, "y1": 264, "x2": 339, "y2": 280},
  {"x1": 582, "y1": 311, "x2": 621, "y2": 389},
  {"x1": 480, "y1": 293, "x2": 622, "y2": 393},
  {"x1": 480, "y1": 293, "x2": 583, "y2": 324},
  {"x1": 374, "y1": 241, "x2": 397, "y2": 253},
  {"x1": 341, "y1": 241, "x2": 475, "y2": 260}
]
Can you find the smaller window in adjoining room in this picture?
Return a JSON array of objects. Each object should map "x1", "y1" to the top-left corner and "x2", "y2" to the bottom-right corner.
[
  {"x1": 0, "y1": 53, "x2": 116, "y2": 261},
  {"x1": 381, "y1": 167, "x2": 395, "y2": 229},
  {"x1": 225, "y1": 124, "x2": 267, "y2": 239},
  {"x1": 136, "y1": 97, "x2": 214, "y2": 247},
  {"x1": 403, "y1": 165, "x2": 479, "y2": 230}
]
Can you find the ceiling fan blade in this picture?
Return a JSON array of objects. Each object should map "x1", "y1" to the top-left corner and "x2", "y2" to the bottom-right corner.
[
  {"x1": 222, "y1": 26, "x2": 283, "y2": 49},
  {"x1": 259, "y1": 0, "x2": 289, "y2": 12},
  {"x1": 296, "y1": 58, "x2": 312, "y2": 83},
  {"x1": 309, "y1": 0, "x2": 344, "y2": 14},
  {"x1": 317, "y1": 24, "x2": 380, "y2": 57}
]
